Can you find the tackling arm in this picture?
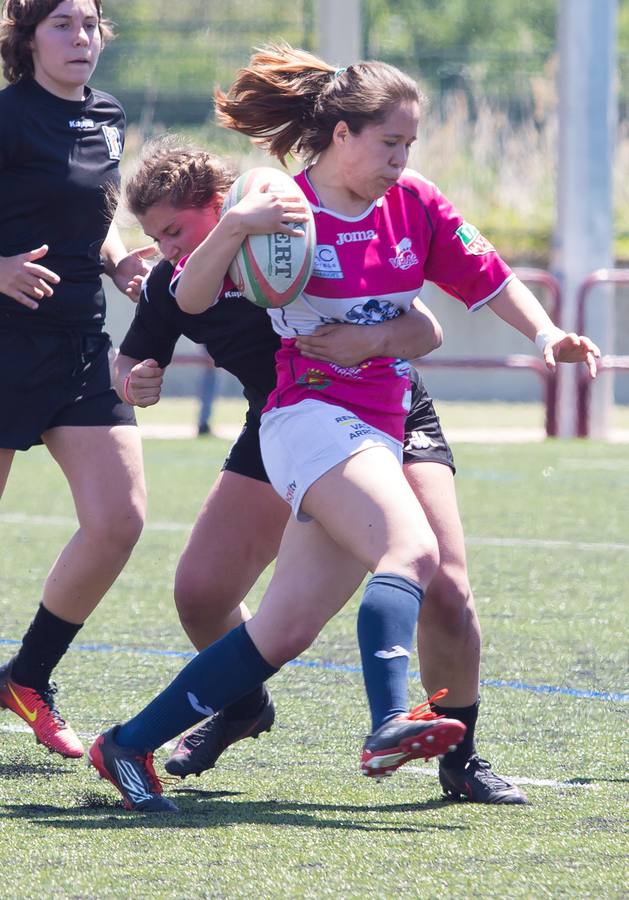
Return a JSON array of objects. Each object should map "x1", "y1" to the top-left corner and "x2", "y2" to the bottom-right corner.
[{"x1": 295, "y1": 298, "x2": 443, "y2": 367}]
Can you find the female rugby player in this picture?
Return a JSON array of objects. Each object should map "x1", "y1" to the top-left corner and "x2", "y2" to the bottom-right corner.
[
  {"x1": 0, "y1": 0, "x2": 151, "y2": 757},
  {"x1": 89, "y1": 49, "x2": 598, "y2": 810}
]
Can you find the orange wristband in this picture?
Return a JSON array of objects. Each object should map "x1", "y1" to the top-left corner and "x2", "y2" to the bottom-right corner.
[{"x1": 123, "y1": 373, "x2": 133, "y2": 405}]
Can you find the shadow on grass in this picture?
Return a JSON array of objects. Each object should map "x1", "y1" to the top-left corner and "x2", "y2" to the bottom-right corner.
[
  {"x1": 0, "y1": 762, "x2": 75, "y2": 778},
  {"x1": 566, "y1": 777, "x2": 629, "y2": 785},
  {"x1": 0, "y1": 795, "x2": 468, "y2": 833}
]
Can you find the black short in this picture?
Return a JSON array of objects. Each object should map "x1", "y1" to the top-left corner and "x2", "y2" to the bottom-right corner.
[
  {"x1": 222, "y1": 405, "x2": 268, "y2": 482},
  {"x1": 403, "y1": 368, "x2": 455, "y2": 472},
  {"x1": 0, "y1": 325, "x2": 136, "y2": 451},
  {"x1": 222, "y1": 369, "x2": 454, "y2": 484}
]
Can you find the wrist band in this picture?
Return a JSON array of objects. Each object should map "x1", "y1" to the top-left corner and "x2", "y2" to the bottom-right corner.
[
  {"x1": 122, "y1": 373, "x2": 133, "y2": 405},
  {"x1": 535, "y1": 328, "x2": 564, "y2": 353}
]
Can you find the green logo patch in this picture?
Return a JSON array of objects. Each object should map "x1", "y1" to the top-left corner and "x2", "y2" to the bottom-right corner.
[{"x1": 455, "y1": 222, "x2": 495, "y2": 256}]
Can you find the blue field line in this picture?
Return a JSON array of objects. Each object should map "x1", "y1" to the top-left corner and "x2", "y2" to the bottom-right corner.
[{"x1": 1, "y1": 637, "x2": 627, "y2": 703}]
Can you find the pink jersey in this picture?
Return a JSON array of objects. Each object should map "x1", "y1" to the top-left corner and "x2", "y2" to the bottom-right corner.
[{"x1": 263, "y1": 168, "x2": 514, "y2": 441}]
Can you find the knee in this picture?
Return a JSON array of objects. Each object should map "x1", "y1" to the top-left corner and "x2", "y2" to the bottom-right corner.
[
  {"x1": 423, "y1": 566, "x2": 479, "y2": 636},
  {"x1": 174, "y1": 565, "x2": 210, "y2": 630},
  {"x1": 406, "y1": 530, "x2": 441, "y2": 589},
  {"x1": 82, "y1": 502, "x2": 144, "y2": 555},
  {"x1": 380, "y1": 529, "x2": 440, "y2": 589},
  {"x1": 265, "y1": 618, "x2": 319, "y2": 665}
]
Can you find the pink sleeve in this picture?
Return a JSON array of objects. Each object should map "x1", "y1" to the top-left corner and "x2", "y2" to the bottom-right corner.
[{"x1": 421, "y1": 181, "x2": 514, "y2": 310}]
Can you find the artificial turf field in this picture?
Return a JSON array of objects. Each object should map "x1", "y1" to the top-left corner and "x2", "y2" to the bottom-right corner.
[{"x1": 0, "y1": 412, "x2": 627, "y2": 899}]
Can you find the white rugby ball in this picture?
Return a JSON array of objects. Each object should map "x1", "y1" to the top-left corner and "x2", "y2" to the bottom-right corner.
[{"x1": 221, "y1": 166, "x2": 315, "y2": 309}]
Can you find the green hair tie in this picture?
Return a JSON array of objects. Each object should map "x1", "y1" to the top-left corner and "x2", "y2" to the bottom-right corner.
[{"x1": 334, "y1": 67, "x2": 347, "y2": 78}]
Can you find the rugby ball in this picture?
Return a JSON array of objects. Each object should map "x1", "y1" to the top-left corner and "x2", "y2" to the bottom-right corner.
[{"x1": 221, "y1": 167, "x2": 315, "y2": 308}]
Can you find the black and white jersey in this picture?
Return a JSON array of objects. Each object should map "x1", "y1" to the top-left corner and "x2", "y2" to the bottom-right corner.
[
  {"x1": 0, "y1": 77, "x2": 125, "y2": 330},
  {"x1": 120, "y1": 260, "x2": 280, "y2": 412}
]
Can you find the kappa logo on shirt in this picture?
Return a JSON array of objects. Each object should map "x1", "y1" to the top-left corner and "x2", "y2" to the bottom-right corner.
[
  {"x1": 68, "y1": 117, "x2": 95, "y2": 130},
  {"x1": 389, "y1": 237, "x2": 418, "y2": 270},
  {"x1": 102, "y1": 125, "x2": 122, "y2": 160},
  {"x1": 313, "y1": 244, "x2": 343, "y2": 279}
]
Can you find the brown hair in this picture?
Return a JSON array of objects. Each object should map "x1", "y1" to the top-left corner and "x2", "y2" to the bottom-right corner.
[
  {"x1": 0, "y1": 0, "x2": 113, "y2": 83},
  {"x1": 125, "y1": 137, "x2": 238, "y2": 216},
  {"x1": 215, "y1": 43, "x2": 423, "y2": 165}
]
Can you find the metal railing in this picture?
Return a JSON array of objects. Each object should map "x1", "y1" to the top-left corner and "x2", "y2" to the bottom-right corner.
[
  {"x1": 576, "y1": 268, "x2": 629, "y2": 437},
  {"x1": 419, "y1": 268, "x2": 561, "y2": 436}
]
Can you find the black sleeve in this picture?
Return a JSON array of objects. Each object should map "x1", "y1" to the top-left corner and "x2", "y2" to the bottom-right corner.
[
  {"x1": 118, "y1": 261, "x2": 182, "y2": 366},
  {"x1": 0, "y1": 93, "x2": 17, "y2": 169}
]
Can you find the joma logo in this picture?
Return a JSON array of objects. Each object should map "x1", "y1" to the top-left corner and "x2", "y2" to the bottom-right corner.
[{"x1": 336, "y1": 230, "x2": 376, "y2": 246}]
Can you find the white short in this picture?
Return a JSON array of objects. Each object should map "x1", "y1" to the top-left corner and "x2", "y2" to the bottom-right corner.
[{"x1": 260, "y1": 399, "x2": 403, "y2": 521}]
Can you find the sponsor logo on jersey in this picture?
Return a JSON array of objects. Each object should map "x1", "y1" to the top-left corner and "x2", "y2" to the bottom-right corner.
[
  {"x1": 389, "y1": 236, "x2": 418, "y2": 270},
  {"x1": 102, "y1": 125, "x2": 122, "y2": 160},
  {"x1": 390, "y1": 359, "x2": 411, "y2": 378},
  {"x1": 455, "y1": 222, "x2": 495, "y2": 255},
  {"x1": 345, "y1": 298, "x2": 398, "y2": 325},
  {"x1": 336, "y1": 229, "x2": 376, "y2": 246},
  {"x1": 296, "y1": 369, "x2": 331, "y2": 389},
  {"x1": 404, "y1": 429, "x2": 438, "y2": 451},
  {"x1": 329, "y1": 362, "x2": 369, "y2": 379},
  {"x1": 313, "y1": 244, "x2": 343, "y2": 279},
  {"x1": 68, "y1": 117, "x2": 95, "y2": 130}
]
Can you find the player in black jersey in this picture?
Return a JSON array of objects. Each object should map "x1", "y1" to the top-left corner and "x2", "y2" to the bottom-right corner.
[
  {"x1": 0, "y1": 1, "x2": 152, "y2": 758},
  {"x1": 106, "y1": 139, "x2": 528, "y2": 806}
]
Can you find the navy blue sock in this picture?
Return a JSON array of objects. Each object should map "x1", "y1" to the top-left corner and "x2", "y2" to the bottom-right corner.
[
  {"x1": 357, "y1": 573, "x2": 423, "y2": 733},
  {"x1": 116, "y1": 624, "x2": 278, "y2": 752}
]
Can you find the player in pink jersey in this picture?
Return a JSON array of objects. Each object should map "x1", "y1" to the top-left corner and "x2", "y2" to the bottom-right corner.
[{"x1": 89, "y1": 46, "x2": 598, "y2": 811}]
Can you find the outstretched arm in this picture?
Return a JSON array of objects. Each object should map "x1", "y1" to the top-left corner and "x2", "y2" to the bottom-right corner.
[
  {"x1": 295, "y1": 298, "x2": 443, "y2": 367},
  {"x1": 488, "y1": 276, "x2": 600, "y2": 378}
]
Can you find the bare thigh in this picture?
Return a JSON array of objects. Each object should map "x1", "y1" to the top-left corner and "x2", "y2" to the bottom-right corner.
[
  {"x1": 301, "y1": 446, "x2": 439, "y2": 587},
  {"x1": 247, "y1": 515, "x2": 367, "y2": 666},
  {"x1": 43, "y1": 425, "x2": 146, "y2": 541}
]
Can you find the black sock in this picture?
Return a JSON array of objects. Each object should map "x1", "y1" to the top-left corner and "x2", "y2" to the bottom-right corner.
[
  {"x1": 12, "y1": 604, "x2": 83, "y2": 691},
  {"x1": 433, "y1": 698, "x2": 480, "y2": 769},
  {"x1": 223, "y1": 685, "x2": 268, "y2": 721}
]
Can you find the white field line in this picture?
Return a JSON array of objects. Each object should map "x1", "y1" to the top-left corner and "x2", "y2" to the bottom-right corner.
[
  {"x1": 0, "y1": 722, "x2": 600, "y2": 790},
  {"x1": 2, "y1": 511, "x2": 628, "y2": 552},
  {"x1": 465, "y1": 536, "x2": 629, "y2": 553}
]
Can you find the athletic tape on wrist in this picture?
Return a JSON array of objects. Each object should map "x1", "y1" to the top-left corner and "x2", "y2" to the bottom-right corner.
[{"x1": 535, "y1": 328, "x2": 565, "y2": 353}]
